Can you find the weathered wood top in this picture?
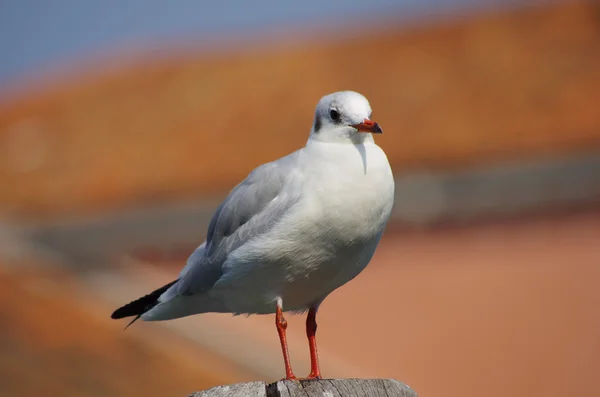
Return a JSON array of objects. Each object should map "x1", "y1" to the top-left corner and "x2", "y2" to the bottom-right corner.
[{"x1": 188, "y1": 379, "x2": 416, "y2": 397}]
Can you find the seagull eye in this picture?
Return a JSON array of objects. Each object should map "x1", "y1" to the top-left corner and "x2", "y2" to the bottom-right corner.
[{"x1": 329, "y1": 109, "x2": 340, "y2": 122}]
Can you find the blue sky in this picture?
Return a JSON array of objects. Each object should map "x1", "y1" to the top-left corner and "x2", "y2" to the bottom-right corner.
[{"x1": 0, "y1": 0, "x2": 530, "y2": 88}]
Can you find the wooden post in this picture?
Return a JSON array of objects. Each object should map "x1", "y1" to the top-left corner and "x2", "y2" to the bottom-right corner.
[{"x1": 188, "y1": 379, "x2": 416, "y2": 397}]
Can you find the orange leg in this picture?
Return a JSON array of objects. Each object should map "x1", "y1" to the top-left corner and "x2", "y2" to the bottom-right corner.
[
  {"x1": 276, "y1": 300, "x2": 297, "y2": 380},
  {"x1": 306, "y1": 307, "x2": 321, "y2": 379}
]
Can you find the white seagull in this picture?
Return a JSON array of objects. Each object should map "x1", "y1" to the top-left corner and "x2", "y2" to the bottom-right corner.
[{"x1": 112, "y1": 91, "x2": 395, "y2": 380}]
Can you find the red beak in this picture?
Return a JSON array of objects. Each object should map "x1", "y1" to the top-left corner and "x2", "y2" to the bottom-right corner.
[{"x1": 353, "y1": 119, "x2": 383, "y2": 134}]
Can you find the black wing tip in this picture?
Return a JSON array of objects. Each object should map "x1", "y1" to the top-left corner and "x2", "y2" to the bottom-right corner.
[
  {"x1": 110, "y1": 279, "x2": 179, "y2": 322},
  {"x1": 111, "y1": 306, "x2": 131, "y2": 320}
]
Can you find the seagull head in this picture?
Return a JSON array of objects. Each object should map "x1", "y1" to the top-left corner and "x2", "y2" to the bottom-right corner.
[{"x1": 309, "y1": 91, "x2": 382, "y2": 144}]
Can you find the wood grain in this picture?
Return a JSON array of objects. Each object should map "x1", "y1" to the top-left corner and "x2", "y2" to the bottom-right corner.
[{"x1": 189, "y1": 379, "x2": 417, "y2": 397}]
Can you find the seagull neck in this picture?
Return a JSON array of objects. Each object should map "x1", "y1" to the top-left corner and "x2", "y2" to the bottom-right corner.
[{"x1": 306, "y1": 132, "x2": 375, "y2": 146}]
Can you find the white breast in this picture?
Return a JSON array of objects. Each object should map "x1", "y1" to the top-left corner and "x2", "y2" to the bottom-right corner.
[
  {"x1": 275, "y1": 141, "x2": 395, "y2": 298},
  {"x1": 212, "y1": 140, "x2": 395, "y2": 313},
  {"x1": 301, "y1": 140, "x2": 395, "y2": 237}
]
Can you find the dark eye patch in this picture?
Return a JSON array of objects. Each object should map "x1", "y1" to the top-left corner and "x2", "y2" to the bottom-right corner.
[{"x1": 313, "y1": 116, "x2": 322, "y2": 133}]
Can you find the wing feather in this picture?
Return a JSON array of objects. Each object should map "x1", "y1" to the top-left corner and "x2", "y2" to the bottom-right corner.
[{"x1": 174, "y1": 151, "x2": 302, "y2": 297}]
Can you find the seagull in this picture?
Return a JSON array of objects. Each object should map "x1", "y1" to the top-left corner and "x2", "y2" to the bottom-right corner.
[{"x1": 111, "y1": 91, "x2": 395, "y2": 380}]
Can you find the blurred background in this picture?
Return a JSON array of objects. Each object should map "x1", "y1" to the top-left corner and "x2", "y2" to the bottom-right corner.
[{"x1": 1, "y1": 1, "x2": 600, "y2": 396}]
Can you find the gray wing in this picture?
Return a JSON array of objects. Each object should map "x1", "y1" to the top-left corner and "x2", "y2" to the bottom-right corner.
[{"x1": 174, "y1": 150, "x2": 302, "y2": 296}]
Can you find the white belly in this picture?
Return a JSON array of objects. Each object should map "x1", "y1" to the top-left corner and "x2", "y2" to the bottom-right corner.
[{"x1": 213, "y1": 142, "x2": 395, "y2": 314}]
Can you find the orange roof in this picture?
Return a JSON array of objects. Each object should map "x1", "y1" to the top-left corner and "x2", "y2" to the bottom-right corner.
[{"x1": 1, "y1": 2, "x2": 599, "y2": 218}]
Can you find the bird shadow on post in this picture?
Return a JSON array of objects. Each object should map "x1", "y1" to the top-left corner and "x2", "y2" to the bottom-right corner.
[{"x1": 188, "y1": 378, "x2": 417, "y2": 397}]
